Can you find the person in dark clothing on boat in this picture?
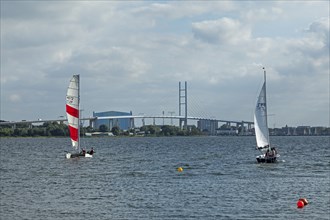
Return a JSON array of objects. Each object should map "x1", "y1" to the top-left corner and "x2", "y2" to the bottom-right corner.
[
  {"x1": 88, "y1": 147, "x2": 94, "y2": 155},
  {"x1": 81, "y1": 148, "x2": 86, "y2": 156},
  {"x1": 272, "y1": 147, "x2": 277, "y2": 155},
  {"x1": 265, "y1": 149, "x2": 270, "y2": 157}
]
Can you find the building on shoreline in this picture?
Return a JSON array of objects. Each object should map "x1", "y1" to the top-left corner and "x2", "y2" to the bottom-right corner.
[
  {"x1": 93, "y1": 111, "x2": 134, "y2": 131},
  {"x1": 269, "y1": 125, "x2": 330, "y2": 136},
  {"x1": 215, "y1": 124, "x2": 330, "y2": 136}
]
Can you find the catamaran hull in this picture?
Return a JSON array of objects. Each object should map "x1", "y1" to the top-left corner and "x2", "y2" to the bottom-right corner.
[
  {"x1": 256, "y1": 154, "x2": 279, "y2": 163},
  {"x1": 85, "y1": 153, "x2": 93, "y2": 158},
  {"x1": 66, "y1": 152, "x2": 93, "y2": 159}
]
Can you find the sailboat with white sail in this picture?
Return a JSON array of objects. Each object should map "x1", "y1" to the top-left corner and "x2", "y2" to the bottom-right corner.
[
  {"x1": 254, "y1": 68, "x2": 279, "y2": 163},
  {"x1": 65, "y1": 74, "x2": 94, "y2": 159}
]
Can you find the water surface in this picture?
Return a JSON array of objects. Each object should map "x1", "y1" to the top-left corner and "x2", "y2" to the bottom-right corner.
[{"x1": 1, "y1": 136, "x2": 329, "y2": 219}]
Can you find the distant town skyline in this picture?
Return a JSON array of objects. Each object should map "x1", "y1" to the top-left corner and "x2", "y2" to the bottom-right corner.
[{"x1": 1, "y1": 1, "x2": 329, "y2": 127}]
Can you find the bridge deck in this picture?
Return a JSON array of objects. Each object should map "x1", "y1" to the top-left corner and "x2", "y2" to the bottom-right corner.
[{"x1": 0, "y1": 116, "x2": 253, "y2": 126}]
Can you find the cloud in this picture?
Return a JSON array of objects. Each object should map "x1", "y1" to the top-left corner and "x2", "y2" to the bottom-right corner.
[
  {"x1": 132, "y1": 1, "x2": 236, "y2": 20},
  {"x1": 9, "y1": 94, "x2": 21, "y2": 102},
  {"x1": 192, "y1": 17, "x2": 251, "y2": 44},
  {"x1": 303, "y1": 17, "x2": 329, "y2": 57},
  {"x1": 244, "y1": 6, "x2": 284, "y2": 23},
  {"x1": 0, "y1": 1, "x2": 329, "y2": 127}
]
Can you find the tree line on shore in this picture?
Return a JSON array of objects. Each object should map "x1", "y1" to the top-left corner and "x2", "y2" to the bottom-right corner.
[{"x1": 0, "y1": 121, "x2": 203, "y2": 137}]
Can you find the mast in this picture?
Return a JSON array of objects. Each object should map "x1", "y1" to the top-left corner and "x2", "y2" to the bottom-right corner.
[
  {"x1": 77, "y1": 74, "x2": 80, "y2": 152},
  {"x1": 263, "y1": 67, "x2": 268, "y2": 128}
]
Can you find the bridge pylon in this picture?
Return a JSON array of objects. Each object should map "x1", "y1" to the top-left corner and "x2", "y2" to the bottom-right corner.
[{"x1": 179, "y1": 81, "x2": 188, "y2": 130}]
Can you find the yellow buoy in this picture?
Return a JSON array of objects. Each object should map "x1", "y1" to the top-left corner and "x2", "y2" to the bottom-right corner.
[{"x1": 177, "y1": 167, "x2": 183, "y2": 172}]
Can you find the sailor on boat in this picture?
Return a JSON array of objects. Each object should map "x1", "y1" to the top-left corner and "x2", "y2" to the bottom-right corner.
[
  {"x1": 81, "y1": 148, "x2": 86, "y2": 156},
  {"x1": 87, "y1": 147, "x2": 94, "y2": 155}
]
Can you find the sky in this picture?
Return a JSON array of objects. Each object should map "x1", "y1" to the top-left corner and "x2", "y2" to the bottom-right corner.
[{"x1": 1, "y1": 1, "x2": 329, "y2": 128}]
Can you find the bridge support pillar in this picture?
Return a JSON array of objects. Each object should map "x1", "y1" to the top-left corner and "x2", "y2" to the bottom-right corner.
[
  {"x1": 129, "y1": 118, "x2": 135, "y2": 129},
  {"x1": 179, "y1": 81, "x2": 188, "y2": 130},
  {"x1": 247, "y1": 123, "x2": 252, "y2": 131},
  {"x1": 89, "y1": 119, "x2": 94, "y2": 128},
  {"x1": 179, "y1": 119, "x2": 185, "y2": 130}
]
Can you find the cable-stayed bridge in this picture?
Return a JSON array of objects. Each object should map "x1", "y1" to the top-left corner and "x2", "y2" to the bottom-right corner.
[
  {"x1": 0, "y1": 81, "x2": 254, "y2": 134},
  {"x1": 0, "y1": 114, "x2": 254, "y2": 135}
]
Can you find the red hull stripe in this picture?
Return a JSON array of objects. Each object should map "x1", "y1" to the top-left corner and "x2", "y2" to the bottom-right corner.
[
  {"x1": 66, "y1": 105, "x2": 79, "y2": 118},
  {"x1": 68, "y1": 125, "x2": 79, "y2": 141}
]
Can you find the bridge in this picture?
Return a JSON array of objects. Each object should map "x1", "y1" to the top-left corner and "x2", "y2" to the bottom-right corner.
[
  {"x1": 0, "y1": 115, "x2": 254, "y2": 135},
  {"x1": 0, "y1": 81, "x2": 254, "y2": 135}
]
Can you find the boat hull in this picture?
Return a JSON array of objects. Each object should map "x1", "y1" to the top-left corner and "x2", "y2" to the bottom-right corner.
[
  {"x1": 84, "y1": 153, "x2": 93, "y2": 158},
  {"x1": 256, "y1": 154, "x2": 279, "y2": 163},
  {"x1": 66, "y1": 152, "x2": 93, "y2": 159}
]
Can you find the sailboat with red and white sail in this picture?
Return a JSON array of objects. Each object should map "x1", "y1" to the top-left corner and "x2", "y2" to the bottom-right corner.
[{"x1": 65, "y1": 74, "x2": 93, "y2": 159}]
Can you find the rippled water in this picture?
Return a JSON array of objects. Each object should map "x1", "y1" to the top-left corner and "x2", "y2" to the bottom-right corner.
[{"x1": 1, "y1": 136, "x2": 329, "y2": 219}]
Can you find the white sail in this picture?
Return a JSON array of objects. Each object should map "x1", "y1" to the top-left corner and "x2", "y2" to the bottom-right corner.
[
  {"x1": 66, "y1": 75, "x2": 80, "y2": 150},
  {"x1": 254, "y1": 81, "x2": 269, "y2": 149}
]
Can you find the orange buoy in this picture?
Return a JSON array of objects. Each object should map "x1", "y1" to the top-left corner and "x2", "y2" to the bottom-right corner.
[
  {"x1": 299, "y1": 198, "x2": 309, "y2": 205},
  {"x1": 297, "y1": 200, "x2": 305, "y2": 208},
  {"x1": 177, "y1": 167, "x2": 183, "y2": 172}
]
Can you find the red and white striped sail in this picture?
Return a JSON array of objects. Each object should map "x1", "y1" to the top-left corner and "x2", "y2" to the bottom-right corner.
[{"x1": 66, "y1": 75, "x2": 80, "y2": 150}]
